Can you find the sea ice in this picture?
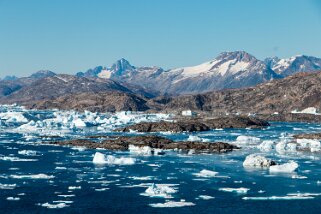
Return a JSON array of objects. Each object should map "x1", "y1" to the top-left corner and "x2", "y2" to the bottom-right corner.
[
  {"x1": 296, "y1": 139, "x2": 321, "y2": 152},
  {"x1": 219, "y1": 187, "x2": 249, "y2": 194},
  {"x1": 269, "y1": 161, "x2": 298, "y2": 173},
  {"x1": 235, "y1": 136, "x2": 260, "y2": 145},
  {"x1": 6, "y1": 197, "x2": 20, "y2": 201},
  {"x1": 149, "y1": 200, "x2": 195, "y2": 208},
  {"x1": 257, "y1": 140, "x2": 275, "y2": 152},
  {"x1": 198, "y1": 195, "x2": 215, "y2": 200},
  {"x1": 193, "y1": 169, "x2": 219, "y2": 178},
  {"x1": 39, "y1": 202, "x2": 70, "y2": 209},
  {"x1": 243, "y1": 154, "x2": 275, "y2": 168},
  {"x1": 11, "y1": 174, "x2": 55, "y2": 179},
  {"x1": 92, "y1": 152, "x2": 135, "y2": 165},
  {"x1": 18, "y1": 150, "x2": 39, "y2": 156},
  {"x1": 141, "y1": 183, "x2": 178, "y2": 198}
]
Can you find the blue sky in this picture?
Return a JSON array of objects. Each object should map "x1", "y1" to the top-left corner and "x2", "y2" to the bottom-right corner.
[{"x1": 0, "y1": 0, "x2": 321, "y2": 77}]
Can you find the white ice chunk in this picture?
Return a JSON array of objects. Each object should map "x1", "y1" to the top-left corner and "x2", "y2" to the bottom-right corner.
[
  {"x1": 193, "y1": 169, "x2": 218, "y2": 178},
  {"x1": 149, "y1": 200, "x2": 195, "y2": 208},
  {"x1": 141, "y1": 183, "x2": 178, "y2": 198},
  {"x1": 257, "y1": 140, "x2": 275, "y2": 152},
  {"x1": 11, "y1": 174, "x2": 54, "y2": 179},
  {"x1": 219, "y1": 187, "x2": 249, "y2": 194},
  {"x1": 297, "y1": 139, "x2": 321, "y2": 152},
  {"x1": 92, "y1": 152, "x2": 135, "y2": 165},
  {"x1": 269, "y1": 161, "x2": 298, "y2": 173},
  {"x1": 236, "y1": 136, "x2": 260, "y2": 145},
  {"x1": 243, "y1": 154, "x2": 275, "y2": 168}
]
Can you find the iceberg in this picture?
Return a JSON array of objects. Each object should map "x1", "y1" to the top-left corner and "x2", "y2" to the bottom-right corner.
[
  {"x1": 193, "y1": 169, "x2": 219, "y2": 178},
  {"x1": 6, "y1": 197, "x2": 20, "y2": 201},
  {"x1": 235, "y1": 136, "x2": 260, "y2": 145},
  {"x1": 269, "y1": 161, "x2": 298, "y2": 173},
  {"x1": 141, "y1": 183, "x2": 178, "y2": 198},
  {"x1": 219, "y1": 187, "x2": 249, "y2": 194},
  {"x1": 39, "y1": 202, "x2": 69, "y2": 209},
  {"x1": 128, "y1": 145, "x2": 152, "y2": 155},
  {"x1": 243, "y1": 154, "x2": 276, "y2": 168},
  {"x1": 296, "y1": 139, "x2": 321, "y2": 152},
  {"x1": 93, "y1": 152, "x2": 135, "y2": 165},
  {"x1": 257, "y1": 140, "x2": 275, "y2": 152},
  {"x1": 198, "y1": 195, "x2": 215, "y2": 200},
  {"x1": 18, "y1": 150, "x2": 39, "y2": 156},
  {"x1": 11, "y1": 174, "x2": 55, "y2": 179},
  {"x1": 149, "y1": 200, "x2": 195, "y2": 208}
]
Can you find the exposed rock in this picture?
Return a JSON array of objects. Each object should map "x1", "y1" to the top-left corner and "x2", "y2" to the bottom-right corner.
[
  {"x1": 293, "y1": 132, "x2": 321, "y2": 140},
  {"x1": 151, "y1": 71, "x2": 321, "y2": 115},
  {"x1": 44, "y1": 135, "x2": 239, "y2": 153},
  {"x1": 117, "y1": 116, "x2": 269, "y2": 133},
  {"x1": 32, "y1": 91, "x2": 150, "y2": 112}
]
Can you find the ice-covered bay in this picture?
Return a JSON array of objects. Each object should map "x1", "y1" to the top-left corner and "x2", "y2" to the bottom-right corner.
[{"x1": 1, "y1": 105, "x2": 321, "y2": 213}]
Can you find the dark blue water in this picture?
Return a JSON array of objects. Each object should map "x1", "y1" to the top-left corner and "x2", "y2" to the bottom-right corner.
[{"x1": 1, "y1": 110, "x2": 321, "y2": 213}]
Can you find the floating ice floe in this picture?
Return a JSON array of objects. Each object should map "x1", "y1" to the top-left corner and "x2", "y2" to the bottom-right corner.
[
  {"x1": 93, "y1": 152, "x2": 135, "y2": 165},
  {"x1": 193, "y1": 169, "x2": 218, "y2": 178},
  {"x1": 11, "y1": 174, "x2": 55, "y2": 179},
  {"x1": 38, "y1": 202, "x2": 70, "y2": 209},
  {"x1": 18, "y1": 150, "x2": 39, "y2": 156},
  {"x1": 235, "y1": 136, "x2": 260, "y2": 145},
  {"x1": 0, "y1": 183, "x2": 17, "y2": 190},
  {"x1": 243, "y1": 193, "x2": 321, "y2": 200},
  {"x1": 257, "y1": 140, "x2": 275, "y2": 152},
  {"x1": 129, "y1": 145, "x2": 164, "y2": 156},
  {"x1": 0, "y1": 156, "x2": 38, "y2": 162},
  {"x1": 68, "y1": 186, "x2": 81, "y2": 190},
  {"x1": 0, "y1": 111, "x2": 29, "y2": 124},
  {"x1": 6, "y1": 197, "x2": 20, "y2": 201},
  {"x1": 243, "y1": 154, "x2": 275, "y2": 168},
  {"x1": 219, "y1": 187, "x2": 249, "y2": 194},
  {"x1": 149, "y1": 200, "x2": 195, "y2": 208},
  {"x1": 198, "y1": 195, "x2": 215, "y2": 200},
  {"x1": 269, "y1": 161, "x2": 298, "y2": 173},
  {"x1": 141, "y1": 183, "x2": 178, "y2": 198},
  {"x1": 275, "y1": 141, "x2": 297, "y2": 154},
  {"x1": 296, "y1": 139, "x2": 321, "y2": 152},
  {"x1": 291, "y1": 175, "x2": 307, "y2": 179}
]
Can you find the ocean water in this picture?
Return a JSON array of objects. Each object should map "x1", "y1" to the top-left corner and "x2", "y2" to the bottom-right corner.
[{"x1": 1, "y1": 108, "x2": 321, "y2": 213}]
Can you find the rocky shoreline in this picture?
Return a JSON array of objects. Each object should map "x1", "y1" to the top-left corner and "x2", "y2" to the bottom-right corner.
[
  {"x1": 293, "y1": 132, "x2": 321, "y2": 140},
  {"x1": 44, "y1": 135, "x2": 239, "y2": 154}
]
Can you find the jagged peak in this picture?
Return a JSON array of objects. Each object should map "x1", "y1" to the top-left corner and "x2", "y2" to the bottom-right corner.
[{"x1": 216, "y1": 51, "x2": 258, "y2": 62}]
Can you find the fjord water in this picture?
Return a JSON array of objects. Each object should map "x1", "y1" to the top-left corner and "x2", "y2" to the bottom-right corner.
[{"x1": 1, "y1": 109, "x2": 321, "y2": 213}]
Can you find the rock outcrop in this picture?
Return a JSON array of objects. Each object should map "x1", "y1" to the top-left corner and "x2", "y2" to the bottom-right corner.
[
  {"x1": 45, "y1": 135, "x2": 239, "y2": 153},
  {"x1": 117, "y1": 116, "x2": 269, "y2": 133}
]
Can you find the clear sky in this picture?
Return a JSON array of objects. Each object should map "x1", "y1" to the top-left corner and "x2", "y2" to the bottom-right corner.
[{"x1": 1, "y1": 0, "x2": 321, "y2": 77}]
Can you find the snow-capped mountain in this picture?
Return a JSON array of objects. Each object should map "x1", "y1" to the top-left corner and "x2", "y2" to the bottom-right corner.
[
  {"x1": 157, "y1": 51, "x2": 280, "y2": 94},
  {"x1": 265, "y1": 55, "x2": 321, "y2": 77},
  {"x1": 77, "y1": 51, "x2": 280, "y2": 94}
]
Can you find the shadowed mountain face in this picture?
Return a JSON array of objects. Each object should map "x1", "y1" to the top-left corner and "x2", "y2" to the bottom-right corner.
[
  {"x1": 0, "y1": 74, "x2": 154, "y2": 106},
  {"x1": 153, "y1": 71, "x2": 321, "y2": 114},
  {"x1": 12, "y1": 70, "x2": 321, "y2": 115}
]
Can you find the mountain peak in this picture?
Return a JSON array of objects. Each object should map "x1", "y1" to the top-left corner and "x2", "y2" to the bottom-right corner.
[
  {"x1": 30, "y1": 70, "x2": 56, "y2": 79},
  {"x1": 111, "y1": 58, "x2": 135, "y2": 76},
  {"x1": 217, "y1": 51, "x2": 256, "y2": 62}
]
